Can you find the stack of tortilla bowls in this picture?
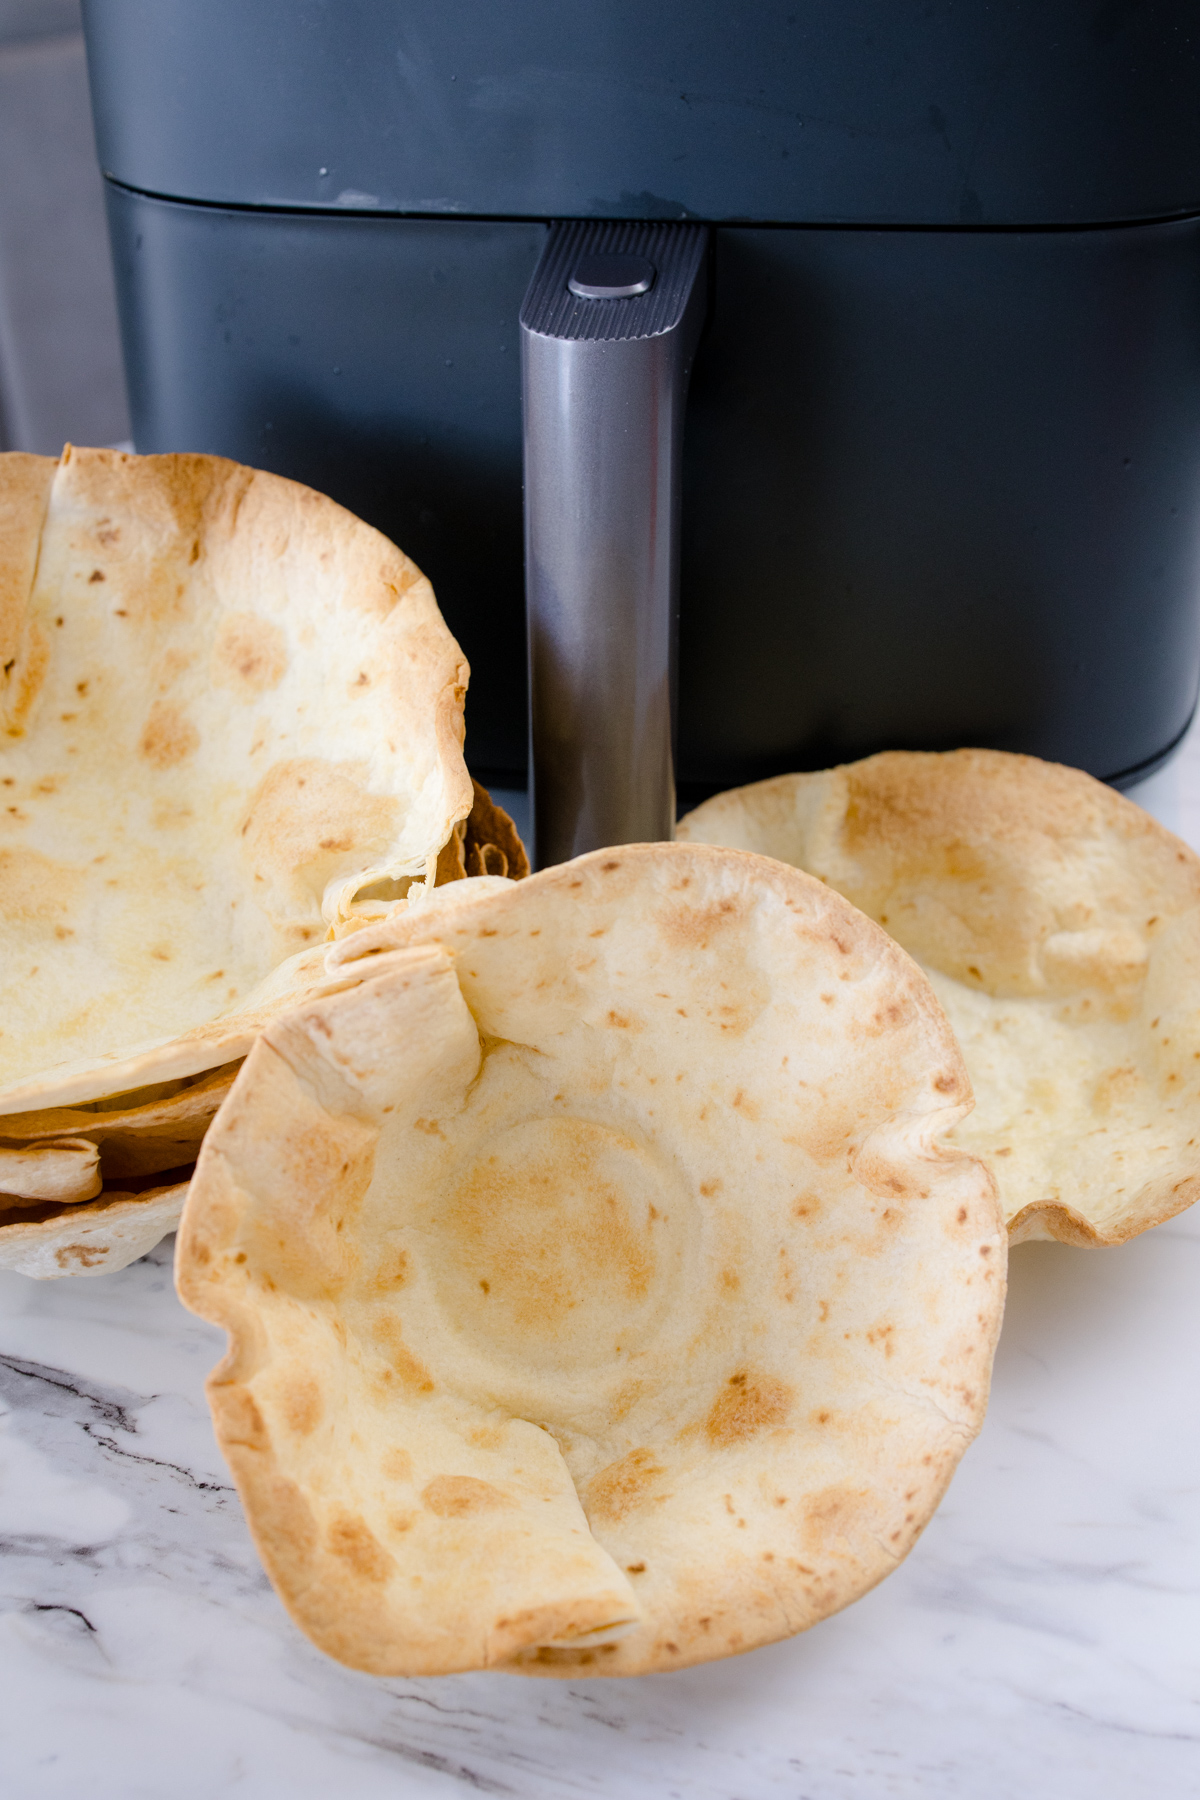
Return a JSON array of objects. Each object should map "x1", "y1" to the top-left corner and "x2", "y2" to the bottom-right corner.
[{"x1": 0, "y1": 445, "x2": 474, "y2": 1276}]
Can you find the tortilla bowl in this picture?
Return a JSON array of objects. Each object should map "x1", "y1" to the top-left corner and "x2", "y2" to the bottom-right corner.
[
  {"x1": 679, "y1": 748, "x2": 1200, "y2": 1246},
  {"x1": 177, "y1": 843, "x2": 1004, "y2": 1677},
  {"x1": 0, "y1": 444, "x2": 473, "y2": 1271}
]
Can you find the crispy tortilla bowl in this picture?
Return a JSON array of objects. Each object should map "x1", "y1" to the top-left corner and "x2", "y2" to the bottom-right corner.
[
  {"x1": 679, "y1": 748, "x2": 1200, "y2": 1247},
  {"x1": 176, "y1": 843, "x2": 1004, "y2": 1678},
  {"x1": 0, "y1": 445, "x2": 473, "y2": 1274}
]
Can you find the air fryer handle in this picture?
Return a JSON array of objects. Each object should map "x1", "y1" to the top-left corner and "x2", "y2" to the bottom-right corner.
[{"x1": 520, "y1": 222, "x2": 708, "y2": 870}]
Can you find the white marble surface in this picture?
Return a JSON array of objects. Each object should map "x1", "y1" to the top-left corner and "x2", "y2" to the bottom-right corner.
[{"x1": 2, "y1": 745, "x2": 1199, "y2": 1798}]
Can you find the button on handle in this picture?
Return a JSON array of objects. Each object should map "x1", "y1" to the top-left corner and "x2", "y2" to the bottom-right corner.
[{"x1": 568, "y1": 252, "x2": 656, "y2": 300}]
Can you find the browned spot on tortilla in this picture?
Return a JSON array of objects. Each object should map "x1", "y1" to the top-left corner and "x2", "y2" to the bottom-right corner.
[
  {"x1": 852, "y1": 1142, "x2": 921, "y2": 1200},
  {"x1": 802, "y1": 1484, "x2": 868, "y2": 1554},
  {"x1": 587, "y1": 1449, "x2": 667, "y2": 1523},
  {"x1": 1, "y1": 620, "x2": 49, "y2": 736},
  {"x1": 139, "y1": 700, "x2": 199, "y2": 769},
  {"x1": 656, "y1": 894, "x2": 748, "y2": 950},
  {"x1": 370, "y1": 1247, "x2": 410, "y2": 1292},
  {"x1": 799, "y1": 1116, "x2": 859, "y2": 1164},
  {"x1": 850, "y1": 995, "x2": 914, "y2": 1041},
  {"x1": 281, "y1": 1374, "x2": 322, "y2": 1436},
  {"x1": 732, "y1": 1088, "x2": 760, "y2": 1120},
  {"x1": 704, "y1": 1369, "x2": 792, "y2": 1446},
  {"x1": 213, "y1": 1385, "x2": 269, "y2": 1451},
  {"x1": 327, "y1": 1509, "x2": 394, "y2": 1582},
  {"x1": 440, "y1": 1117, "x2": 654, "y2": 1333},
  {"x1": 53, "y1": 1241, "x2": 106, "y2": 1269},
  {"x1": 0, "y1": 847, "x2": 85, "y2": 922},
  {"x1": 381, "y1": 1446, "x2": 413, "y2": 1482},
  {"x1": 422, "y1": 1475, "x2": 511, "y2": 1518},
  {"x1": 1092, "y1": 1064, "x2": 1141, "y2": 1115},
  {"x1": 240, "y1": 758, "x2": 399, "y2": 891},
  {"x1": 372, "y1": 1313, "x2": 435, "y2": 1392},
  {"x1": 606, "y1": 1010, "x2": 642, "y2": 1030},
  {"x1": 609, "y1": 1378, "x2": 644, "y2": 1422},
  {"x1": 525, "y1": 1645, "x2": 601, "y2": 1668}
]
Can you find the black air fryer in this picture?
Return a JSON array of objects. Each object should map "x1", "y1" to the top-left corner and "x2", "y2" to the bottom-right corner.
[{"x1": 82, "y1": 2, "x2": 1200, "y2": 861}]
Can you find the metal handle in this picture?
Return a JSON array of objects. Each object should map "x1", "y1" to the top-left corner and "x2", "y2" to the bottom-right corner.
[{"x1": 521, "y1": 221, "x2": 708, "y2": 869}]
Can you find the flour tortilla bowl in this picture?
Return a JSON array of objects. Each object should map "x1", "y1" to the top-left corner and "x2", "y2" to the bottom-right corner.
[
  {"x1": 177, "y1": 842, "x2": 1003, "y2": 1677},
  {"x1": 433, "y1": 778, "x2": 531, "y2": 885},
  {"x1": 679, "y1": 749, "x2": 1200, "y2": 1246},
  {"x1": 0, "y1": 445, "x2": 471, "y2": 1273},
  {"x1": 0, "y1": 782, "x2": 526, "y2": 1283},
  {"x1": 0, "y1": 1177, "x2": 193, "y2": 1279}
]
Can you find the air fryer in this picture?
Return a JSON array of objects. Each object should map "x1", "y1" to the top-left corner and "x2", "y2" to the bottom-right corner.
[{"x1": 82, "y1": 1, "x2": 1200, "y2": 862}]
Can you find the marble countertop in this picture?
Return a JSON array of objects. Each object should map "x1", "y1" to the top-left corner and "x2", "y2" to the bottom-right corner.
[{"x1": 2, "y1": 746, "x2": 1199, "y2": 1798}]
